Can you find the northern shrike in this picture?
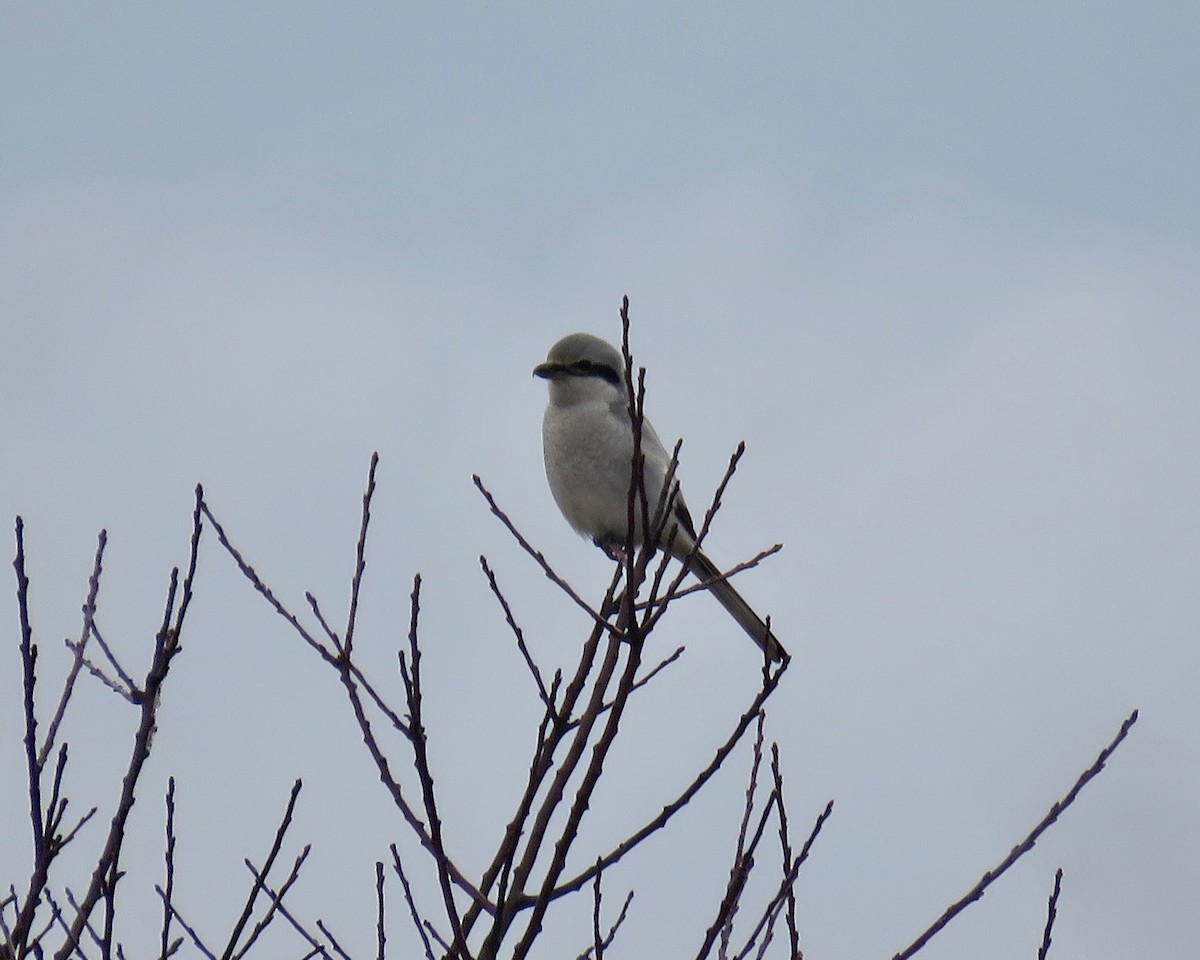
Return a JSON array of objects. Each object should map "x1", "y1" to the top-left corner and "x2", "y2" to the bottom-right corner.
[{"x1": 534, "y1": 332, "x2": 786, "y2": 663}]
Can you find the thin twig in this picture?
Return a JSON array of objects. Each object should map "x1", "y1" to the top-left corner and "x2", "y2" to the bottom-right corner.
[
  {"x1": 398, "y1": 574, "x2": 466, "y2": 955},
  {"x1": 770, "y1": 745, "x2": 800, "y2": 958},
  {"x1": 313, "y1": 920, "x2": 352, "y2": 960},
  {"x1": 893, "y1": 709, "x2": 1139, "y2": 960},
  {"x1": 726, "y1": 800, "x2": 835, "y2": 960},
  {"x1": 479, "y1": 555, "x2": 551, "y2": 708},
  {"x1": 552, "y1": 660, "x2": 788, "y2": 902},
  {"x1": 561, "y1": 644, "x2": 686, "y2": 734},
  {"x1": 375, "y1": 862, "x2": 386, "y2": 960},
  {"x1": 574, "y1": 890, "x2": 634, "y2": 960},
  {"x1": 591, "y1": 861, "x2": 603, "y2": 960},
  {"x1": 342, "y1": 451, "x2": 378, "y2": 658},
  {"x1": 390, "y1": 845, "x2": 437, "y2": 960},
  {"x1": 1037, "y1": 869, "x2": 1064, "y2": 960},
  {"x1": 308, "y1": 589, "x2": 411, "y2": 735},
  {"x1": 643, "y1": 545, "x2": 783, "y2": 608},
  {"x1": 472, "y1": 475, "x2": 619, "y2": 638},
  {"x1": 220, "y1": 779, "x2": 304, "y2": 960},
  {"x1": 39, "y1": 531, "x2": 109, "y2": 767},
  {"x1": 236, "y1": 847, "x2": 312, "y2": 960},
  {"x1": 199, "y1": 499, "x2": 338, "y2": 666},
  {"x1": 231, "y1": 875, "x2": 333, "y2": 960},
  {"x1": 61, "y1": 639, "x2": 137, "y2": 703},
  {"x1": 42, "y1": 890, "x2": 88, "y2": 960},
  {"x1": 53, "y1": 489, "x2": 202, "y2": 960},
  {"x1": 160, "y1": 778, "x2": 177, "y2": 960},
  {"x1": 724, "y1": 714, "x2": 768, "y2": 956},
  {"x1": 11, "y1": 516, "x2": 49, "y2": 958}
]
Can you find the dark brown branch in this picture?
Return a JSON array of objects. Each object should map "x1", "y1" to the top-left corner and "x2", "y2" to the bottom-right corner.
[
  {"x1": 552, "y1": 659, "x2": 787, "y2": 902},
  {"x1": 61, "y1": 886, "x2": 108, "y2": 959},
  {"x1": 60, "y1": 640, "x2": 136, "y2": 703},
  {"x1": 398, "y1": 574, "x2": 466, "y2": 955},
  {"x1": 699, "y1": 764, "x2": 782, "y2": 955},
  {"x1": 512, "y1": 630, "x2": 647, "y2": 959},
  {"x1": 456, "y1": 584, "x2": 623, "y2": 949},
  {"x1": 204, "y1": 484, "x2": 499, "y2": 909},
  {"x1": 479, "y1": 555, "x2": 551, "y2": 708},
  {"x1": 160, "y1": 778, "x2": 177, "y2": 960},
  {"x1": 313, "y1": 920, "x2": 351, "y2": 960},
  {"x1": 390, "y1": 845, "x2": 438, "y2": 960},
  {"x1": 83, "y1": 620, "x2": 137, "y2": 699},
  {"x1": 42, "y1": 890, "x2": 87, "y2": 960},
  {"x1": 375, "y1": 862, "x2": 386, "y2": 960},
  {"x1": 235, "y1": 872, "x2": 334, "y2": 960},
  {"x1": 306, "y1": 590, "x2": 411, "y2": 735},
  {"x1": 893, "y1": 709, "x2": 1139, "y2": 960},
  {"x1": 1037, "y1": 869, "x2": 1064, "y2": 960},
  {"x1": 472, "y1": 474, "x2": 619, "y2": 638},
  {"x1": 770, "y1": 745, "x2": 800, "y2": 957},
  {"x1": 53, "y1": 489, "x2": 202, "y2": 960},
  {"x1": 590, "y1": 862, "x2": 603, "y2": 960},
  {"x1": 645, "y1": 544, "x2": 783, "y2": 608},
  {"x1": 199, "y1": 499, "x2": 339, "y2": 667},
  {"x1": 342, "y1": 451, "x2": 378, "y2": 658},
  {"x1": 221, "y1": 778, "x2": 303, "y2": 960},
  {"x1": 236, "y1": 846, "x2": 312, "y2": 960},
  {"x1": 11, "y1": 516, "x2": 49, "y2": 958},
  {"x1": 154, "y1": 889, "x2": 216, "y2": 960},
  {"x1": 574, "y1": 890, "x2": 634, "y2": 960},
  {"x1": 727, "y1": 799, "x2": 835, "y2": 960},
  {"x1": 561, "y1": 644, "x2": 686, "y2": 734},
  {"x1": 718, "y1": 714, "x2": 768, "y2": 958},
  {"x1": 39, "y1": 531, "x2": 108, "y2": 767}
]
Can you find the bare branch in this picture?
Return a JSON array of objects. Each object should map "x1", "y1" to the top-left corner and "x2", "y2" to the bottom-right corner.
[
  {"x1": 52, "y1": 489, "x2": 202, "y2": 960},
  {"x1": 230, "y1": 873, "x2": 334, "y2": 960},
  {"x1": 553, "y1": 659, "x2": 788, "y2": 901},
  {"x1": 221, "y1": 779, "x2": 304, "y2": 960},
  {"x1": 398, "y1": 574, "x2": 466, "y2": 954},
  {"x1": 10, "y1": 516, "x2": 50, "y2": 957},
  {"x1": 375, "y1": 862, "x2": 385, "y2": 960},
  {"x1": 390, "y1": 845, "x2": 438, "y2": 960},
  {"x1": 1037, "y1": 869, "x2": 1064, "y2": 960},
  {"x1": 160, "y1": 779, "x2": 177, "y2": 960},
  {"x1": 42, "y1": 890, "x2": 88, "y2": 960},
  {"x1": 574, "y1": 890, "x2": 634, "y2": 960},
  {"x1": 472, "y1": 474, "x2": 619, "y2": 638},
  {"x1": 728, "y1": 800, "x2": 835, "y2": 960},
  {"x1": 770, "y1": 745, "x2": 800, "y2": 957},
  {"x1": 643, "y1": 544, "x2": 783, "y2": 609},
  {"x1": 39, "y1": 531, "x2": 109, "y2": 767},
  {"x1": 199, "y1": 499, "x2": 339, "y2": 667},
  {"x1": 342, "y1": 450, "x2": 378, "y2": 658},
  {"x1": 591, "y1": 862, "x2": 603, "y2": 960},
  {"x1": 313, "y1": 920, "x2": 351, "y2": 960},
  {"x1": 479, "y1": 555, "x2": 551, "y2": 708},
  {"x1": 236, "y1": 846, "x2": 312, "y2": 960},
  {"x1": 154, "y1": 896, "x2": 215, "y2": 960},
  {"x1": 60, "y1": 639, "x2": 137, "y2": 703},
  {"x1": 892, "y1": 709, "x2": 1139, "y2": 960}
]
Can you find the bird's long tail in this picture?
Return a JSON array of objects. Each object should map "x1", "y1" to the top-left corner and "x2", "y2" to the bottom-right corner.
[{"x1": 690, "y1": 550, "x2": 787, "y2": 663}]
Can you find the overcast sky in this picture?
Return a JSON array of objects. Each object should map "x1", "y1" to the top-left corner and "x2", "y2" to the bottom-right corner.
[{"x1": 2, "y1": 4, "x2": 1197, "y2": 959}]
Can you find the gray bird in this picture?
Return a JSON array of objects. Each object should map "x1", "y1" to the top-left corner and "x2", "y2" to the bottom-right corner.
[{"x1": 534, "y1": 332, "x2": 786, "y2": 663}]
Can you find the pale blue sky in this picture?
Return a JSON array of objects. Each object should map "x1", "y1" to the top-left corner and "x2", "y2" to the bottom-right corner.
[{"x1": 2, "y1": 4, "x2": 1197, "y2": 958}]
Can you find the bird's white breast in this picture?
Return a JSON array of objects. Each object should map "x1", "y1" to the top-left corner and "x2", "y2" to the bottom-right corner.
[{"x1": 542, "y1": 398, "x2": 638, "y2": 545}]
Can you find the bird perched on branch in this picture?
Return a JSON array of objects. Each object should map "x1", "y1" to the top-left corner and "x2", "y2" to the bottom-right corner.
[{"x1": 534, "y1": 332, "x2": 786, "y2": 663}]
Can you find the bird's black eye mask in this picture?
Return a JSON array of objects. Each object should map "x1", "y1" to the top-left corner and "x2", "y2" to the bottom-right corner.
[{"x1": 567, "y1": 359, "x2": 621, "y2": 386}]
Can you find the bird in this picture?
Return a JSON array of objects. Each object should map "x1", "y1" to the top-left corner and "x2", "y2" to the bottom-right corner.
[{"x1": 534, "y1": 332, "x2": 786, "y2": 663}]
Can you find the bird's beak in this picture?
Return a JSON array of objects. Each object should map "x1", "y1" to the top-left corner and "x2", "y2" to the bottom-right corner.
[{"x1": 533, "y1": 361, "x2": 560, "y2": 380}]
